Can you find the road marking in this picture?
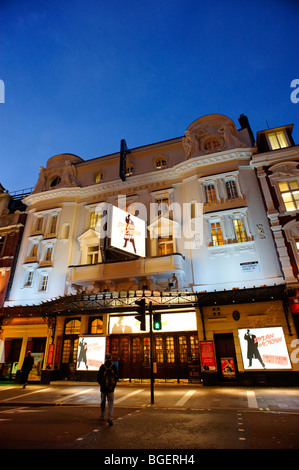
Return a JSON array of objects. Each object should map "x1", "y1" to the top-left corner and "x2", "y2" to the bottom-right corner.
[
  {"x1": 246, "y1": 390, "x2": 258, "y2": 408},
  {"x1": 1, "y1": 406, "x2": 43, "y2": 414},
  {"x1": 114, "y1": 389, "x2": 144, "y2": 404},
  {"x1": 175, "y1": 390, "x2": 196, "y2": 407},
  {"x1": 58, "y1": 388, "x2": 94, "y2": 404},
  {"x1": 0, "y1": 387, "x2": 52, "y2": 403}
]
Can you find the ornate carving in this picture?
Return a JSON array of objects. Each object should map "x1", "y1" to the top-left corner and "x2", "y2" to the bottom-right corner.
[{"x1": 183, "y1": 115, "x2": 247, "y2": 159}]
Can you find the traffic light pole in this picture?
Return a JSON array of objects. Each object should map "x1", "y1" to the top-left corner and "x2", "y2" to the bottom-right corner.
[{"x1": 149, "y1": 301, "x2": 154, "y2": 404}]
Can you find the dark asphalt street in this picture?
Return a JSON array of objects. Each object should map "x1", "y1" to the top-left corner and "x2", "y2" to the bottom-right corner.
[{"x1": 0, "y1": 383, "x2": 299, "y2": 453}]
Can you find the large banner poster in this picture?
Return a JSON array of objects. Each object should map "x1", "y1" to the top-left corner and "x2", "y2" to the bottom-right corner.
[
  {"x1": 238, "y1": 327, "x2": 292, "y2": 370},
  {"x1": 109, "y1": 205, "x2": 146, "y2": 257},
  {"x1": 109, "y1": 312, "x2": 197, "y2": 334},
  {"x1": 76, "y1": 336, "x2": 106, "y2": 371}
]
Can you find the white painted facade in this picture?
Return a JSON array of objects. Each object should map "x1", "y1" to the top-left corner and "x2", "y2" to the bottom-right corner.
[{"x1": 6, "y1": 114, "x2": 284, "y2": 307}]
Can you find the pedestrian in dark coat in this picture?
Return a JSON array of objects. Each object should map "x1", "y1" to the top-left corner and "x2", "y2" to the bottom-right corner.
[
  {"x1": 20, "y1": 351, "x2": 34, "y2": 388},
  {"x1": 97, "y1": 353, "x2": 119, "y2": 425}
]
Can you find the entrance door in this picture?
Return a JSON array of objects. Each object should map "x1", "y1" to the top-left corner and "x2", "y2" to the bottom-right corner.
[
  {"x1": 110, "y1": 332, "x2": 200, "y2": 382},
  {"x1": 214, "y1": 333, "x2": 238, "y2": 381}
]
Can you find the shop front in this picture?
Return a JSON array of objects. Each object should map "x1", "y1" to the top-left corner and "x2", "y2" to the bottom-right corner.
[
  {"x1": 0, "y1": 318, "x2": 49, "y2": 383},
  {"x1": 197, "y1": 286, "x2": 299, "y2": 386}
]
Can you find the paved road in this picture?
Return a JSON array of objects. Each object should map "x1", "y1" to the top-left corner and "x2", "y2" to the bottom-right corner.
[{"x1": 0, "y1": 383, "x2": 299, "y2": 452}]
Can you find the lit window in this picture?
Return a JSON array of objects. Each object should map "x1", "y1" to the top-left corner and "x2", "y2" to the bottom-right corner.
[
  {"x1": 87, "y1": 245, "x2": 100, "y2": 264},
  {"x1": 90, "y1": 318, "x2": 103, "y2": 334},
  {"x1": 90, "y1": 211, "x2": 102, "y2": 229},
  {"x1": 233, "y1": 218, "x2": 248, "y2": 243},
  {"x1": 268, "y1": 131, "x2": 289, "y2": 150},
  {"x1": 204, "y1": 183, "x2": 217, "y2": 203},
  {"x1": 65, "y1": 319, "x2": 81, "y2": 334},
  {"x1": 278, "y1": 181, "x2": 299, "y2": 211},
  {"x1": 158, "y1": 236, "x2": 173, "y2": 256},
  {"x1": 125, "y1": 164, "x2": 134, "y2": 177},
  {"x1": 211, "y1": 222, "x2": 223, "y2": 246},
  {"x1": 155, "y1": 158, "x2": 167, "y2": 169},
  {"x1": 94, "y1": 171, "x2": 103, "y2": 183}
]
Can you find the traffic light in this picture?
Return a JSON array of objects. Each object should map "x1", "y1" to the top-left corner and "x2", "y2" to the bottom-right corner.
[
  {"x1": 135, "y1": 298, "x2": 146, "y2": 331},
  {"x1": 153, "y1": 312, "x2": 162, "y2": 330}
]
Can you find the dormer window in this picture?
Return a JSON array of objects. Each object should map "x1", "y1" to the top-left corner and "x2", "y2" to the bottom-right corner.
[
  {"x1": 256, "y1": 125, "x2": 294, "y2": 153},
  {"x1": 267, "y1": 131, "x2": 289, "y2": 150}
]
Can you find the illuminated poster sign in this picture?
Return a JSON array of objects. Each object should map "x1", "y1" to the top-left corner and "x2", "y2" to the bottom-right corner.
[
  {"x1": 28, "y1": 353, "x2": 44, "y2": 381},
  {"x1": 76, "y1": 336, "x2": 106, "y2": 371},
  {"x1": 200, "y1": 340, "x2": 216, "y2": 371},
  {"x1": 110, "y1": 312, "x2": 197, "y2": 334},
  {"x1": 109, "y1": 206, "x2": 146, "y2": 257},
  {"x1": 221, "y1": 357, "x2": 236, "y2": 377},
  {"x1": 238, "y1": 327, "x2": 292, "y2": 370}
]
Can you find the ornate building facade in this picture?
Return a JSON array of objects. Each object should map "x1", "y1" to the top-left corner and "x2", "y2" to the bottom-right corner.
[{"x1": 1, "y1": 113, "x2": 298, "y2": 385}]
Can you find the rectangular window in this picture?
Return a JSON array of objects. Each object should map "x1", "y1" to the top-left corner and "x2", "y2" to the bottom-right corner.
[
  {"x1": 87, "y1": 245, "x2": 99, "y2": 264},
  {"x1": 156, "y1": 197, "x2": 169, "y2": 216},
  {"x1": 268, "y1": 131, "x2": 289, "y2": 150},
  {"x1": 158, "y1": 236, "x2": 173, "y2": 256},
  {"x1": 35, "y1": 217, "x2": 43, "y2": 232},
  {"x1": 30, "y1": 243, "x2": 39, "y2": 258},
  {"x1": 90, "y1": 211, "x2": 102, "y2": 230},
  {"x1": 233, "y1": 218, "x2": 248, "y2": 243},
  {"x1": 279, "y1": 181, "x2": 299, "y2": 211},
  {"x1": 204, "y1": 183, "x2": 217, "y2": 203},
  {"x1": 211, "y1": 222, "x2": 223, "y2": 246},
  {"x1": 40, "y1": 274, "x2": 49, "y2": 291},
  {"x1": 25, "y1": 271, "x2": 34, "y2": 287},
  {"x1": 45, "y1": 246, "x2": 53, "y2": 261},
  {"x1": 225, "y1": 180, "x2": 238, "y2": 199}
]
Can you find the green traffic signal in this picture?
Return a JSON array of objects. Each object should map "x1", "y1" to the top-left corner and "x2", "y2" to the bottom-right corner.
[{"x1": 153, "y1": 312, "x2": 162, "y2": 330}]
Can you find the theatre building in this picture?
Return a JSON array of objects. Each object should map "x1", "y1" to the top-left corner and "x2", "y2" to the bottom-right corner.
[{"x1": 1, "y1": 113, "x2": 298, "y2": 385}]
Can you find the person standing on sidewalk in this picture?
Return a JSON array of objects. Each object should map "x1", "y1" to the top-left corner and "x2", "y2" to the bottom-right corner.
[
  {"x1": 20, "y1": 351, "x2": 34, "y2": 388},
  {"x1": 97, "y1": 353, "x2": 119, "y2": 426}
]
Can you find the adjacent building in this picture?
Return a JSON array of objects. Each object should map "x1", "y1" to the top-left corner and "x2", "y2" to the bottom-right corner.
[
  {"x1": 1, "y1": 113, "x2": 298, "y2": 385},
  {"x1": 0, "y1": 187, "x2": 27, "y2": 378}
]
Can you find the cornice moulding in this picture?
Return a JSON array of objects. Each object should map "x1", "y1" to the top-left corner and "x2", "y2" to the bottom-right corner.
[{"x1": 23, "y1": 149, "x2": 252, "y2": 206}]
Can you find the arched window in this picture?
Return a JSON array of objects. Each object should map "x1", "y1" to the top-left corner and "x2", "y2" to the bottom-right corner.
[
  {"x1": 89, "y1": 317, "x2": 103, "y2": 334},
  {"x1": 64, "y1": 318, "x2": 81, "y2": 334}
]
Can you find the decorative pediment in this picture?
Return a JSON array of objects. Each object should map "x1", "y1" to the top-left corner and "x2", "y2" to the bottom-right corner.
[
  {"x1": 147, "y1": 215, "x2": 180, "y2": 238},
  {"x1": 77, "y1": 228, "x2": 100, "y2": 250},
  {"x1": 268, "y1": 161, "x2": 299, "y2": 180}
]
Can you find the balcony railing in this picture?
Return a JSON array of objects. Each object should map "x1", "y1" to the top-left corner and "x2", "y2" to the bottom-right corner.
[{"x1": 67, "y1": 253, "x2": 185, "y2": 284}]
